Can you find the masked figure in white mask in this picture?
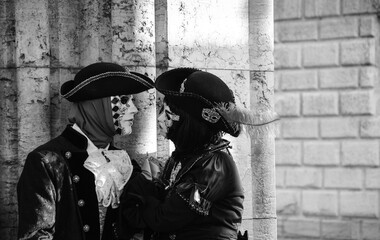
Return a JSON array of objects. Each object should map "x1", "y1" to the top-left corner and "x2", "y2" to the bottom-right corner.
[{"x1": 17, "y1": 62, "x2": 154, "y2": 240}]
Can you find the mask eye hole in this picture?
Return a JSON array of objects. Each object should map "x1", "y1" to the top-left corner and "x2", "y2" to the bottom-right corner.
[{"x1": 120, "y1": 96, "x2": 130, "y2": 105}]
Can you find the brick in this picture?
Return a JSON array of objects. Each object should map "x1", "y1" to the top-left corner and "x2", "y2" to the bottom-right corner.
[
  {"x1": 304, "y1": 141, "x2": 340, "y2": 166},
  {"x1": 325, "y1": 168, "x2": 362, "y2": 189},
  {"x1": 274, "y1": 0, "x2": 302, "y2": 20},
  {"x1": 280, "y1": 70, "x2": 318, "y2": 90},
  {"x1": 283, "y1": 218, "x2": 320, "y2": 238},
  {"x1": 303, "y1": 43, "x2": 339, "y2": 67},
  {"x1": 305, "y1": 0, "x2": 340, "y2": 18},
  {"x1": 275, "y1": 93, "x2": 300, "y2": 117},
  {"x1": 360, "y1": 66, "x2": 378, "y2": 88},
  {"x1": 276, "y1": 167, "x2": 286, "y2": 187},
  {"x1": 277, "y1": 190, "x2": 300, "y2": 215},
  {"x1": 274, "y1": 44, "x2": 302, "y2": 69},
  {"x1": 320, "y1": 67, "x2": 359, "y2": 89},
  {"x1": 340, "y1": 191, "x2": 379, "y2": 218},
  {"x1": 321, "y1": 220, "x2": 360, "y2": 239},
  {"x1": 276, "y1": 21, "x2": 318, "y2": 42},
  {"x1": 340, "y1": 90, "x2": 376, "y2": 115},
  {"x1": 342, "y1": 0, "x2": 378, "y2": 14},
  {"x1": 360, "y1": 16, "x2": 379, "y2": 37},
  {"x1": 342, "y1": 140, "x2": 379, "y2": 166},
  {"x1": 302, "y1": 190, "x2": 338, "y2": 216},
  {"x1": 275, "y1": 141, "x2": 302, "y2": 165},
  {"x1": 302, "y1": 92, "x2": 339, "y2": 116},
  {"x1": 362, "y1": 220, "x2": 380, "y2": 240},
  {"x1": 285, "y1": 168, "x2": 322, "y2": 188},
  {"x1": 274, "y1": 72, "x2": 280, "y2": 91},
  {"x1": 341, "y1": 39, "x2": 376, "y2": 65},
  {"x1": 321, "y1": 117, "x2": 359, "y2": 138},
  {"x1": 282, "y1": 118, "x2": 318, "y2": 139},
  {"x1": 361, "y1": 117, "x2": 380, "y2": 137},
  {"x1": 320, "y1": 17, "x2": 358, "y2": 39},
  {"x1": 366, "y1": 168, "x2": 380, "y2": 189}
]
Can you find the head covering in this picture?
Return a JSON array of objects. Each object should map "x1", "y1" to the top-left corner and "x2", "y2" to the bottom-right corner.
[
  {"x1": 60, "y1": 62, "x2": 154, "y2": 102},
  {"x1": 155, "y1": 68, "x2": 279, "y2": 138},
  {"x1": 68, "y1": 97, "x2": 115, "y2": 148},
  {"x1": 61, "y1": 62, "x2": 155, "y2": 147}
]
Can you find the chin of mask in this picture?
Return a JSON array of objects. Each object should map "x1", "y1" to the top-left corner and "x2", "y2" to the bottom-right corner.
[
  {"x1": 112, "y1": 95, "x2": 138, "y2": 136},
  {"x1": 157, "y1": 103, "x2": 179, "y2": 138}
]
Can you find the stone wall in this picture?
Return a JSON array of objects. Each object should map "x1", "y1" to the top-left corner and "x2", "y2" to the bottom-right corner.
[
  {"x1": 0, "y1": 0, "x2": 276, "y2": 239},
  {"x1": 274, "y1": 0, "x2": 380, "y2": 239}
]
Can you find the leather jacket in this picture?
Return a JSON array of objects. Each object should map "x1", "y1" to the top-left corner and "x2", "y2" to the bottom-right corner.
[
  {"x1": 117, "y1": 140, "x2": 244, "y2": 240},
  {"x1": 17, "y1": 125, "x2": 115, "y2": 240}
]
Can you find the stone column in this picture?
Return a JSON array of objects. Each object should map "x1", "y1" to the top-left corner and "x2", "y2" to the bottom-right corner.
[
  {"x1": 49, "y1": 0, "x2": 82, "y2": 137},
  {"x1": 249, "y1": 0, "x2": 277, "y2": 239},
  {"x1": 111, "y1": 0, "x2": 157, "y2": 162},
  {"x1": 15, "y1": 0, "x2": 51, "y2": 162},
  {"x1": 154, "y1": 0, "x2": 171, "y2": 161},
  {"x1": 0, "y1": 0, "x2": 17, "y2": 238},
  {"x1": 160, "y1": 0, "x2": 272, "y2": 237}
]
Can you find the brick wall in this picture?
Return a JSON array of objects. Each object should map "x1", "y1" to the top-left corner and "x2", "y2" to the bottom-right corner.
[{"x1": 274, "y1": 0, "x2": 380, "y2": 239}]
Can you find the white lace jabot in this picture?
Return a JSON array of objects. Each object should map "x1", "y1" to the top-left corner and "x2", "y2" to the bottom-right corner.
[{"x1": 72, "y1": 124, "x2": 133, "y2": 208}]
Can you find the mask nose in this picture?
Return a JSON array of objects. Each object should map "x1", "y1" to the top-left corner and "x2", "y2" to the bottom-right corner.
[{"x1": 129, "y1": 100, "x2": 138, "y2": 114}]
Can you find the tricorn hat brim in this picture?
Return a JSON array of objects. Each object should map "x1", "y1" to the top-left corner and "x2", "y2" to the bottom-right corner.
[{"x1": 60, "y1": 62, "x2": 154, "y2": 102}]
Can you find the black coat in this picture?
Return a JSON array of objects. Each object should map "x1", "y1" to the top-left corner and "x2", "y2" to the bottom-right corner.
[
  {"x1": 17, "y1": 125, "x2": 115, "y2": 240},
  {"x1": 117, "y1": 140, "x2": 244, "y2": 240}
]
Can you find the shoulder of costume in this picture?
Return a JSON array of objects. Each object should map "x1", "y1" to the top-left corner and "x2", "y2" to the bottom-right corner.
[
  {"x1": 60, "y1": 124, "x2": 88, "y2": 150},
  {"x1": 30, "y1": 124, "x2": 87, "y2": 155},
  {"x1": 173, "y1": 145, "x2": 235, "y2": 216}
]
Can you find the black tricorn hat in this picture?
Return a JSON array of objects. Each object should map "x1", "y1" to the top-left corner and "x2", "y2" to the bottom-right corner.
[
  {"x1": 155, "y1": 68, "x2": 241, "y2": 137},
  {"x1": 156, "y1": 68, "x2": 280, "y2": 138},
  {"x1": 60, "y1": 62, "x2": 154, "y2": 102}
]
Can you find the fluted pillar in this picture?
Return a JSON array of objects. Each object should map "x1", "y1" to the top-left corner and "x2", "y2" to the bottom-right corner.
[
  {"x1": 111, "y1": 0, "x2": 157, "y2": 161},
  {"x1": 249, "y1": 0, "x2": 277, "y2": 239},
  {"x1": 0, "y1": 0, "x2": 17, "y2": 238}
]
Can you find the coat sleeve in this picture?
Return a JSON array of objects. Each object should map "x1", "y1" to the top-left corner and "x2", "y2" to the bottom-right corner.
[{"x1": 17, "y1": 151, "x2": 58, "y2": 240}]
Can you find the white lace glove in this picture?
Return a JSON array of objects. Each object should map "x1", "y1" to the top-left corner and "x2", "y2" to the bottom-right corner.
[{"x1": 84, "y1": 150, "x2": 133, "y2": 208}]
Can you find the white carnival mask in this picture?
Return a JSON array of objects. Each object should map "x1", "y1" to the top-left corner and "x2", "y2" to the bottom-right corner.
[{"x1": 111, "y1": 95, "x2": 138, "y2": 136}]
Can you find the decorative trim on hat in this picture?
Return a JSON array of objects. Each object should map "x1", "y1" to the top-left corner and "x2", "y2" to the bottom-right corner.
[{"x1": 62, "y1": 71, "x2": 151, "y2": 99}]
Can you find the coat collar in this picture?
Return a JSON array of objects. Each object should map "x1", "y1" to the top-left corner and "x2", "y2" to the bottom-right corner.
[{"x1": 61, "y1": 124, "x2": 88, "y2": 150}]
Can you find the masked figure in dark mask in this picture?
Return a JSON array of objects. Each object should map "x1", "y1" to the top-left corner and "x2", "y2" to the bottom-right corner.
[{"x1": 114, "y1": 68, "x2": 278, "y2": 240}]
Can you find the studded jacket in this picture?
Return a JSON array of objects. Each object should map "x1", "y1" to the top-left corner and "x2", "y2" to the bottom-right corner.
[
  {"x1": 116, "y1": 140, "x2": 244, "y2": 240},
  {"x1": 17, "y1": 125, "x2": 116, "y2": 240}
]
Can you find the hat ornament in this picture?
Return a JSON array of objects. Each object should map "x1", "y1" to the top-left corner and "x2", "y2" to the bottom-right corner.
[
  {"x1": 179, "y1": 78, "x2": 187, "y2": 93},
  {"x1": 201, "y1": 108, "x2": 221, "y2": 123}
]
